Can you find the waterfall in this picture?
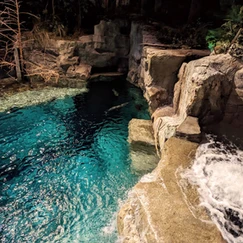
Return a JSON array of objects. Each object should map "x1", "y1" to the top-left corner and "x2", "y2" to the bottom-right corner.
[{"x1": 182, "y1": 135, "x2": 243, "y2": 243}]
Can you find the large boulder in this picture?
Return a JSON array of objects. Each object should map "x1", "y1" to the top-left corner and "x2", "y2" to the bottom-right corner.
[
  {"x1": 173, "y1": 53, "x2": 243, "y2": 125},
  {"x1": 117, "y1": 137, "x2": 225, "y2": 243},
  {"x1": 141, "y1": 48, "x2": 210, "y2": 112},
  {"x1": 151, "y1": 54, "x2": 243, "y2": 155}
]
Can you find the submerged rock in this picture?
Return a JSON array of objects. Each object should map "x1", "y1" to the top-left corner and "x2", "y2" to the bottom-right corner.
[
  {"x1": 0, "y1": 87, "x2": 88, "y2": 112},
  {"x1": 128, "y1": 119, "x2": 159, "y2": 174},
  {"x1": 117, "y1": 137, "x2": 225, "y2": 243}
]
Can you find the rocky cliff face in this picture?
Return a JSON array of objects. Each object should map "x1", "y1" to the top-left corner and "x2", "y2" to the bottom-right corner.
[
  {"x1": 143, "y1": 52, "x2": 243, "y2": 156},
  {"x1": 127, "y1": 22, "x2": 210, "y2": 113},
  {"x1": 118, "y1": 22, "x2": 243, "y2": 243}
]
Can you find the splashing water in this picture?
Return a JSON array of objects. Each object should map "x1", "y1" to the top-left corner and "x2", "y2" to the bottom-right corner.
[
  {"x1": 0, "y1": 80, "x2": 150, "y2": 243},
  {"x1": 183, "y1": 135, "x2": 243, "y2": 243}
]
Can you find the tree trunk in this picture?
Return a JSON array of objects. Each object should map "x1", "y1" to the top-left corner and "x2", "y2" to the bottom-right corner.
[
  {"x1": 15, "y1": 0, "x2": 23, "y2": 72},
  {"x1": 14, "y1": 47, "x2": 22, "y2": 82}
]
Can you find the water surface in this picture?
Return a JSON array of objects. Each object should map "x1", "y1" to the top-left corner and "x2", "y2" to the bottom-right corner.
[{"x1": 0, "y1": 80, "x2": 150, "y2": 243}]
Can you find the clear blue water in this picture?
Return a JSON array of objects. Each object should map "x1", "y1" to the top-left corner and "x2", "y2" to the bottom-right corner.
[{"x1": 0, "y1": 81, "x2": 150, "y2": 243}]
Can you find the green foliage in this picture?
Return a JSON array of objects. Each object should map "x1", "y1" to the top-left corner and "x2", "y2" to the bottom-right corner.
[{"x1": 206, "y1": 5, "x2": 243, "y2": 52}]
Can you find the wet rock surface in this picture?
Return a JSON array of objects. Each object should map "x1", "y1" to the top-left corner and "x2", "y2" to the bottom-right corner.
[
  {"x1": 175, "y1": 116, "x2": 202, "y2": 143},
  {"x1": 118, "y1": 137, "x2": 225, "y2": 243},
  {"x1": 118, "y1": 25, "x2": 243, "y2": 243},
  {"x1": 128, "y1": 119, "x2": 159, "y2": 174}
]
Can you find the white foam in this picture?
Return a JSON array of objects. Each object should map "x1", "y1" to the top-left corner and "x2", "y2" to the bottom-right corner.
[{"x1": 182, "y1": 135, "x2": 243, "y2": 243}]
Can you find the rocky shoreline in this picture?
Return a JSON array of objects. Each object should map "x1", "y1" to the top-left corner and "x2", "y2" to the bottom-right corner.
[
  {"x1": 1, "y1": 18, "x2": 243, "y2": 243},
  {"x1": 117, "y1": 20, "x2": 243, "y2": 243}
]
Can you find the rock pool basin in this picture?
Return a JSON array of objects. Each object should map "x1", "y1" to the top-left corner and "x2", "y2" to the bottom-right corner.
[{"x1": 0, "y1": 80, "x2": 150, "y2": 242}]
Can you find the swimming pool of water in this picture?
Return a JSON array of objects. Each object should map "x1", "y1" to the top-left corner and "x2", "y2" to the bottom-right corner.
[{"x1": 0, "y1": 80, "x2": 150, "y2": 243}]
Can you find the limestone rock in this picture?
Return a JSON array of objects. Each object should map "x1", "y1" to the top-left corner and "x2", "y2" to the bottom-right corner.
[
  {"x1": 127, "y1": 22, "x2": 159, "y2": 87},
  {"x1": 78, "y1": 35, "x2": 94, "y2": 49},
  {"x1": 151, "y1": 106, "x2": 175, "y2": 122},
  {"x1": 23, "y1": 20, "x2": 130, "y2": 85},
  {"x1": 78, "y1": 49, "x2": 116, "y2": 68},
  {"x1": 130, "y1": 46, "x2": 210, "y2": 112},
  {"x1": 224, "y1": 68, "x2": 243, "y2": 127},
  {"x1": 143, "y1": 48, "x2": 189, "y2": 91},
  {"x1": 150, "y1": 54, "x2": 243, "y2": 156},
  {"x1": 55, "y1": 40, "x2": 77, "y2": 56},
  {"x1": 234, "y1": 68, "x2": 243, "y2": 89},
  {"x1": 128, "y1": 119, "x2": 159, "y2": 173},
  {"x1": 176, "y1": 116, "x2": 202, "y2": 143},
  {"x1": 128, "y1": 119, "x2": 155, "y2": 146},
  {"x1": 66, "y1": 63, "x2": 91, "y2": 79},
  {"x1": 93, "y1": 20, "x2": 130, "y2": 57},
  {"x1": 153, "y1": 115, "x2": 183, "y2": 155},
  {"x1": 117, "y1": 137, "x2": 225, "y2": 243},
  {"x1": 57, "y1": 55, "x2": 79, "y2": 72},
  {"x1": 26, "y1": 50, "x2": 58, "y2": 71},
  {"x1": 174, "y1": 54, "x2": 243, "y2": 125},
  {"x1": 144, "y1": 86, "x2": 168, "y2": 112}
]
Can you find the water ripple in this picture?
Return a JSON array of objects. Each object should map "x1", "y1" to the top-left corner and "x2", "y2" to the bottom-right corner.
[{"x1": 0, "y1": 81, "x2": 149, "y2": 242}]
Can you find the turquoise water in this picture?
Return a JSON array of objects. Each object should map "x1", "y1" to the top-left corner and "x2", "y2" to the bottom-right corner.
[{"x1": 0, "y1": 81, "x2": 150, "y2": 243}]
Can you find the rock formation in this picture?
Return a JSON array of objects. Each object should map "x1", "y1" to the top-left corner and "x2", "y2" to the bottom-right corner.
[
  {"x1": 118, "y1": 21, "x2": 243, "y2": 243},
  {"x1": 23, "y1": 20, "x2": 130, "y2": 87},
  {"x1": 20, "y1": 18, "x2": 243, "y2": 242},
  {"x1": 128, "y1": 119, "x2": 159, "y2": 174}
]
